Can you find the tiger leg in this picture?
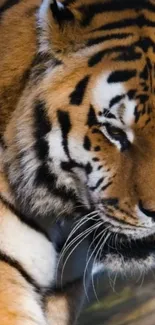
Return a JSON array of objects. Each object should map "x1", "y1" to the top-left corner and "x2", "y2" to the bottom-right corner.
[
  {"x1": 46, "y1": 278, "x2": 86, "y2": 325},
  {"x1": 0, "y1": 261, "x2": 47, "y2": 325}
]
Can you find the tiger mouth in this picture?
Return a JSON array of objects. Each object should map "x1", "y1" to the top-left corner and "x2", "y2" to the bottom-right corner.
[{"x1": 93, "y1": 226, "x2": 155, "y2": 260}]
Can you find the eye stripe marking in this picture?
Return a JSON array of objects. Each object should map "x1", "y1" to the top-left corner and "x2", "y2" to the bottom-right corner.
[{"x1": 109, "y1": 95, "x2": 125, "y2": 108}]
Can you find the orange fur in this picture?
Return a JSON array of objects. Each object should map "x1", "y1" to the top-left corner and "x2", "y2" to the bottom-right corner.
[{"x1": 1, "y1": 0, "x2": 155, "y2": 323}]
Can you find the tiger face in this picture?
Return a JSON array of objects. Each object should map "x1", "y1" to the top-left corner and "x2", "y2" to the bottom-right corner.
[{"x1": 3, "y1": 0, "x2": 155, "y2": 271}]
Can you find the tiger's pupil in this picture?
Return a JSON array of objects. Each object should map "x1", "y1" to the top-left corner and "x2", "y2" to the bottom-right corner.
[
  {"x1": 105, "y1": 124, "x2": 124, "y2": 139},
  {"x1": 104, "y1": 123, "x2": 131, "y2": 151}
]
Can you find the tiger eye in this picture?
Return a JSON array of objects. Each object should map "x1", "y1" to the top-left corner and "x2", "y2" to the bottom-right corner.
[
  {"x1": 105, "y1": 124, "x2": 124, "y2": 139},
  {"x1": 108, "y1": 126, "x2": 122, "y2": 136}
]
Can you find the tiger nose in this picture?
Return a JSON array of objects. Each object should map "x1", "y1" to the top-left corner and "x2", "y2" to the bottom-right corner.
[{"x1": 139, "y1": 200, "x2": 155, "y2": 219}]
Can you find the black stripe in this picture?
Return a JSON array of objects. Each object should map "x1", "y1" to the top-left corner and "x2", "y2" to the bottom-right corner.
[
  {"x1": 0, "y1": 194, "x2": 51, "y2": 242},
  {"x1": 147, "y1": 57, "x2": 153, "y2": 93},
  {"x1": 87, "y1": 105, "x2": 98, "y2": 127},
  {"x1": 61, "y1": 160, "x2": 84, "y2": 172},
  {"x1": 88, "y1": 50, "x2": 105, "y2": 67},
  {"x1": 35, "y1": 163, "x2": 57, "y2": 190},
  {"x1": 93, "y1": 16, "x2": 155, "y2": 32},
  {"x1": 102, "y1": 181, "x2": 112, "y2": 192},
  {"x1": 88, "y1": 45, "x2": 137, "y2": 67},
  {"x1": 103, "y1": 109, "x2": 116, "y2": 119},
  {"x1": 109, "y1": 95, "x2": 125, "y2": 108},
  {"x1": 83, "y1": 136, "x2": 91, "y2": 151},
  {"x1": 136, "y1": 94, "x2": 149, "y2": 104},
  {"x1": 90, "y1": 177, "x2": 104, "y2": 191},
  {"x1": 34, "y1": 100, "x2": 51, "y2": 138},
  {"x1": 50, "y1": 0, "x2": 74, "y2": 23},
  {"x1": 134, "y1": 105, "x2": 141, "y2": 123},
  {"x1": 0, "y1": 251, "x2": 41, "y2": 291},
  {"x1": 85, "y1": 162, "x2": 92, "y2": 174},
  {"x1": 87, "y1": 33, "x2": 132, "y2": 47},
  {"x1": 34, "y1": 100, "x2": 51, "y2": 161},
  {"x1": 57, "y1": 110, "x2": 71, "y2": 158},
  {"x1": 102, "y1": 198, "x2": 119, "y2": 206},
  {"x1": 70, "y1": 76, "x2": 90, "y2": 105},
  {"x1": 114, "y1": 50, "x2": 142, "y2": 62},
  {"x1": 30, "y1": 53, "x2": 62, "y2": 82},
  {"x1": 0, "y1": 0, "x2": 20, "y2": 18},
  {"x1": 0, "y1": 136, "x2": 6, "y2": 149},
  {"x1": 136, "y1": 37, "x2": 155, "y2": 53},
  {"x1": 35, "y1": 164, "x2": 77, "y2": 202},
  {"x1": 140, "y1": 64, "x2": 149, "y2": 80},
  {"x1": 128, "y1": 89, "x2": 137, "y2": 99},
  {"x1": 145, "y1": 117, "x2": 151, "y2": 126},
  {"x1": 79, "y1": 0, "x2": 154, "y2": 26},
  {"x1": 108, "y1": 69, "x2": 137, "y2": 83},
  {"x1": 94, "y1": 146, "x2": 100, "y2": 152}
]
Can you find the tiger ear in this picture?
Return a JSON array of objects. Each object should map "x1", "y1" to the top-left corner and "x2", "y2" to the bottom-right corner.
[{"x1": 38, "y1": 0, "x2": 79, "y2": 55}]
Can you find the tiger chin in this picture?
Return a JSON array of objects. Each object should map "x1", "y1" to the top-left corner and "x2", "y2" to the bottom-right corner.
[{"x1": 1, "y1": 0, "x2": 155, "y2": 300}]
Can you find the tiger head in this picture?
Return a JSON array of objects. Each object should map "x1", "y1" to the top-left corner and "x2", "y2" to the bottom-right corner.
[{"x1": 3, "y1": 0, "x2": 155, "y2": 272}]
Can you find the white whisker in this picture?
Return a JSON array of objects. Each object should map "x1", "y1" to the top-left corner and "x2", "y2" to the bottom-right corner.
[
  {"x1": 83, "y1": 227, "x2": 111, "y2": 301},
  {"x1": 59, "y1": 222, "x2": 102, "y2": 287}
]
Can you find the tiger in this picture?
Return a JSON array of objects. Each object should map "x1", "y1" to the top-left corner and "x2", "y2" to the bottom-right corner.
[
  {"x1": 1, "y1": 0, "x2": 155, "y2": 323},
  {"x1": 0, "y1": 0, "x2": 87, "y2": 323},
  {"x1": 0, "y1": 145, "x2": 85, "y2": 323}
]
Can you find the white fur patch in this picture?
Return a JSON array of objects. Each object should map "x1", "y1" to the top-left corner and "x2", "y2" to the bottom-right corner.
[
  {"x1": 123, "y1": 96, "x2": 136, "y2": 126},
  {"x1": 57, "y1": 1, "x2": 64, "y2": 9},
  {"x1": 136, "y1": 206, "x2": 155, "y2": 229},
  {"x1": 39, "y1": 0, "x2": 50, "y2": 21},
  {"x1": 48, "y1": 128, "x2": 68, "y2": 161},
  {"x1": 126, "y1": 128, "x2": 134, "y2": 143},
  {"x1": 103, "y1": 252, "x2": 155, "y2": 274},
  {"x1": 18, "y1": 291, "x2": 47, "y2": 325},
  {"x1": 92, "y1": 263, "x2": 104, "y2": 275},
  {"x1": 92, "y1": 72, "x2": 125, "y2": 113},
  {"x1": 92, "y1": 71, "x2": 136, "y2": 126},
  {"x1": 0, "y1": 209, "x2": 56, "y2": 288},
  {"x1": 37, "y1": 0, "x2": 51, "y2": 53}
]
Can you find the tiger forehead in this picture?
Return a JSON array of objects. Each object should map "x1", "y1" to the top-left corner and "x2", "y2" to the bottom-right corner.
[{"x1": 37, "y1": 0, "x2": 155, "y2": 134}]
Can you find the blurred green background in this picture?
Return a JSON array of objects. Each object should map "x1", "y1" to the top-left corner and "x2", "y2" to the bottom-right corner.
[{"x1": 80, "y1": 270, "x2": 155, "y2": 325}]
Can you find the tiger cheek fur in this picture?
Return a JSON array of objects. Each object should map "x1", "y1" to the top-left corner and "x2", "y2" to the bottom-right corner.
[{"x1": 2, "y1": 0, "x2": 155, "y2": 272}]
